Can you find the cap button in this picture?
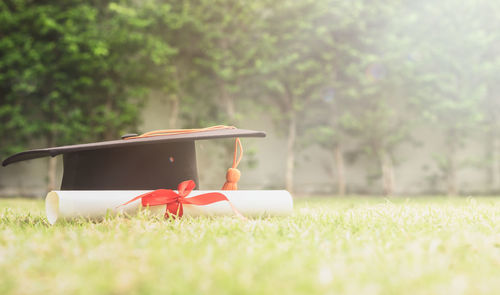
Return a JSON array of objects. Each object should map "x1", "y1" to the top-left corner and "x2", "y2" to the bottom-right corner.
[{"x1": 121, "y1": 133, "x2": 139, "y2": 139}]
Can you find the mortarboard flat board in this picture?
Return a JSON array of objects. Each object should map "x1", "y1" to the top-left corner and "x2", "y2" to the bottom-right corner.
[{"x1": 2, "y1": 128, "x2": 265, "y2": 190}]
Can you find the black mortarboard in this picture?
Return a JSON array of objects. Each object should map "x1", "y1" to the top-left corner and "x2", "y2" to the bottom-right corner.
[{"x1": 2, "y1": 127, "x2": 265, "y2": 190}]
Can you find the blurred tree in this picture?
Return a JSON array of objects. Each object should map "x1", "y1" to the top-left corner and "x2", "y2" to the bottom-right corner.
[
  {"x1": 407, "y1": 0, "x2": 491, "y2": 195},
  {"x1": 301, "y1": 0, "x2": 369, "y2": 196},
  {"x1": 252, "y1": 0, "x2": 340, "y2": 192},
  {"x1": 188, "y1": 0, "x2": 261, "y2": 125},
  {"x1": 477, "y1": 2, "x2": 500, "y2": 194},
  {"x1": 315, "y1": 0, "x2": 413, "y2": 196}
]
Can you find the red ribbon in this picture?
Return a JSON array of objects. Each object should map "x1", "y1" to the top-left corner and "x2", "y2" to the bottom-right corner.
[{"x1": 120, "y1": 180, "x2": 244, "y2": 219}]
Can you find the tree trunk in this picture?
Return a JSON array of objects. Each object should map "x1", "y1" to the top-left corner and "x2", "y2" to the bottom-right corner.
[
  {"x1": 445, "y1": 129, "x2": 459, "y2": 196},
  {"x1": 47, "y1": 156, "x2": 58, "y2": 191},
  {"x1": 46, "y1": 134, "x2": 58, "y2": 191},
  {"x1": 493, "y1": 136, "x2": 500, "y2": 192},
  {"x1": 380, "y1": 150, "x2": 395, "y2": 196},
  {"x1": 446, "y1": 152, "x2": 458, "y2": 196},
  {"x1": 334, "y1": 144, "x2": 346, "y2": 196},
  {"x1": 104, "y1": 96, "x2": 115, "y2": 140},
  {"x1": 486, "y1": 130, "x2": 500, "y2": 193},
  {"x1": 168, "y1": 95, "x2": 179, "y2": 128},
  {"x1": 285, "y1": 114, "x2": 296, "y2": 193},
  {"x1": 216, "y1": 78, "x2": 238, "y2": 175},
  {"x1": 216, "y1": 77, "x2": 235, "y2": 123}
]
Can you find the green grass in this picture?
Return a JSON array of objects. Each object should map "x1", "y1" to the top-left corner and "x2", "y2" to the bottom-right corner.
[{"x1": 1, "y1": 197, "x2": 500, "y2": 295}]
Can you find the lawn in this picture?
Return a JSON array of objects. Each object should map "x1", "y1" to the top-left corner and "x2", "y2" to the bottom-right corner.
[{"x1": 1, "y1": 197, "x2": 500, "y2": 295}]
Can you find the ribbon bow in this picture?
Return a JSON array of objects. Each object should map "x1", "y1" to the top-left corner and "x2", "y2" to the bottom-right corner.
[{"x1": 120, "y1": 180, "x2": 244, "y2": 218}]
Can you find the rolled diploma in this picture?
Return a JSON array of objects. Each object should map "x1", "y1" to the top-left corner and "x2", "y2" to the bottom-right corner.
[{"x1": 46, "y1": 190, "x2": 293, "y2": 224}]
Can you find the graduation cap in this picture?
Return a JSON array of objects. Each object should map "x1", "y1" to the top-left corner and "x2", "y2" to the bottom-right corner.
[{"x1": 2, "y1": 126, "x2": 265, "y2": 190}]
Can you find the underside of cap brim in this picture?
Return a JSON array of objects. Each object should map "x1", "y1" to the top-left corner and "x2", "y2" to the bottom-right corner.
[{"x1": 2, "y1": 128, "x2": 266, "y2": 166}]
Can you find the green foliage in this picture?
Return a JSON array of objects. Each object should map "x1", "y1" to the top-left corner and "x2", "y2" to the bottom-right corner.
[
  {"x1": 0, "y1": 0, "x2": 161, "y2": 156},
  {"x1": 254, "y1": 0, "x2": 336, "y2": 121}
]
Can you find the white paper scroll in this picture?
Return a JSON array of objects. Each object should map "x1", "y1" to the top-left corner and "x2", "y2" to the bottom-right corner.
[{"x1": 45, "y1": 190, "x2": 293, "y2": 224}]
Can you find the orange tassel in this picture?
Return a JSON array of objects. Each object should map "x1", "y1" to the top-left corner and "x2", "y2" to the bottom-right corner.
[{"x1": 222, "y1": 138, "x2": 243, "y2": 190}]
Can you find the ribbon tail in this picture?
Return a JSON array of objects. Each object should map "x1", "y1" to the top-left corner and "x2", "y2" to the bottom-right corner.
[
  {"x1": 117, "y1": 192, "x2": 151, "y2": 208},
  {"x1": 227, "y1": 201, "x2": 246, "y2": 220},
  {"x1": 183, "y1": 193, "x2": 246, "y2": 220}
]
